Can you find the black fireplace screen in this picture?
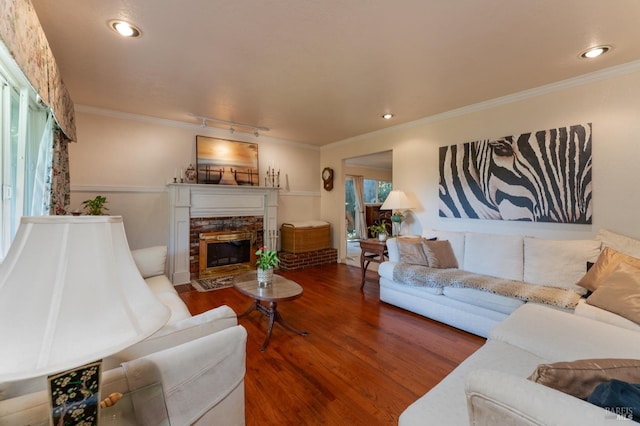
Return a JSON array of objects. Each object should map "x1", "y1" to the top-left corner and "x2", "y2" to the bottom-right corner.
[{"x1": 206, "y1": 240, "x2": 251, "y2": 268}]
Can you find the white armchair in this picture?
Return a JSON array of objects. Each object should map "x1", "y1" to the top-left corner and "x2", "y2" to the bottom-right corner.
[
  {"x1": 0, "y1": 324, "x2": 247, "y2": 425},
  {"x1": 0, "y1": 244, "x2": 247, "y2": 425}
]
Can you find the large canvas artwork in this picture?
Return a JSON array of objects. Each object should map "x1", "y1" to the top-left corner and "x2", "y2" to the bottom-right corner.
[
  {"x1": 439, "y1": 123, "x2": 592, "y2": 223},
  {"x1": 196, "y1": 136, "x2": 259, "y2": 185}
]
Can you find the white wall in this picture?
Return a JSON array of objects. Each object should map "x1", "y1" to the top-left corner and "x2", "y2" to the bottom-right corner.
[
  {"x1": 70, "y1": 108, "x2": 321, "y2": 249},
  {"x1": 322, "y1": 62, "x2": 640, "y2": 261}
]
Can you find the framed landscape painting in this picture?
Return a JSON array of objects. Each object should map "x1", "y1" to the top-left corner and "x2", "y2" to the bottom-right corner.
[{"x1": 196, "y1": 136, "x2": 259, "y2": 185}]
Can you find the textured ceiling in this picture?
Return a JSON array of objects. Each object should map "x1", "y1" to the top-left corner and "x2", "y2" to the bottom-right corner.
[{"x1": 32, "y1": 0, "x2": 640, "y2": 145}]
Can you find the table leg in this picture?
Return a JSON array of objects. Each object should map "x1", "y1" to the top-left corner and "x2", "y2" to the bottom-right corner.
[
  {"x1": 254, "y1": 301, "x2": 308, "y2": 352},
  {"x1": 261, "y1": 302, "x2": 277, "y2": 352},
  {"x1": 360, "y1": 252, "x2": 369, "y2": 290},
  {"x1": 275, "y1": 310, "x2": 309, "y2": 337},
  {"x1": 239, "y1": 299, "x2": 257, "y2": 317}
]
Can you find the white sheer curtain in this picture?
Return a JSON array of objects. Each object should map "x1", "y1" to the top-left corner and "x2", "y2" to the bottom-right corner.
[
  {"x1": 353, "y1": 176, "x2": 368, "y2": 239},
  {"x1": 26, "y1": 113, "x2": 53, "y2": 217}
]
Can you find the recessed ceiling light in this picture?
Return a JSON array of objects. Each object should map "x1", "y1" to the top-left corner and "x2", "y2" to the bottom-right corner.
[
  {"x1": 108, "y1": 20, "x2": 142, "y2": 38},
  {"x1": 579, "y1": 45, "x2": 611, "y2": 59},
  {"x1": 382, "y1": 113, "x2": 394, "y2": 120}
]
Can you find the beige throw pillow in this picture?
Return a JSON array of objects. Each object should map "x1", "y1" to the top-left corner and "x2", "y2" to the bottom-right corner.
[
  {"x1": 396, "y1": 237, "x2": 429, "y2": 266},
  {"x1": 586, "y1": 262, "x2": 640, "y2": 324},
  {"x1": 577, "y1": 247, "x2": 640, "y2": 292},
  {"x1": 422, "y1": 240, "x2": 458, "y2": 269},
  {"x1": 528, "y1": 358, "x2": 640, "y2": 400}
]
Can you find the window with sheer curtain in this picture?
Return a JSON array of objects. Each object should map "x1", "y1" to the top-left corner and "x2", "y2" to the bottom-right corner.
[{"x1": 0, "y1": 49, "x2": 51, "y2": 257}]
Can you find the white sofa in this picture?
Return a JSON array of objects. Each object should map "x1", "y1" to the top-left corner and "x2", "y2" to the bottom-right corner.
[
  {"x1": 400, "y1": 303, "x2": 640, "y2": 425},
  {"x1": 0, "y1": 245, "x2": 246, "y2": 426},
  {"x1": 399, "y1": 228, "x2": 640, "y2": 424},
  {"x1": 379, "y1": 230, "x2": 602, "y2": 337}
]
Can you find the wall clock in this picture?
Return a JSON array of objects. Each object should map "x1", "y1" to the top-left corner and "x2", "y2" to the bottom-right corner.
[{"x1": 322, "y1": 167, "x2": 334, "y2": 191}]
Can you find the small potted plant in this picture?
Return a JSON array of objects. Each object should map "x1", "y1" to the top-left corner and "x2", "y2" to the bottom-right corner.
[
  {"x1": 81, "y1": 195, "x2": 109, "y2": 215},
  {"x1": 368, "y1": 220, "x2": 389, "y2": 241},
  {"x1": 255, "y1": 246, "x2": 280, "y2": 286}
]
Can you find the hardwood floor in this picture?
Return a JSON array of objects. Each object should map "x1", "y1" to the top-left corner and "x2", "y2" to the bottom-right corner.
[{"x1": 178, "y1": 263, "x2": 485, "y2": 425}]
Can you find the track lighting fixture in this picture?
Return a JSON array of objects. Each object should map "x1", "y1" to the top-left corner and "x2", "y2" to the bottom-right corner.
[{"x1": 190, "y1": 114, "x2": 268, "y2": 137}]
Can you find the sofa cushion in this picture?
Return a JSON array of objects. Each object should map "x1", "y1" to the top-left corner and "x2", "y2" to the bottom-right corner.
[
  {"x1": 574, "y1": 300, "x2": 640, "y2": 332},
  {"x1": 463, "y1": 232, "x2": 524, "y2": 281},
  {"x1": 586, "y1": 262, "x2": 640, "y2": 324},
  {"x1": 577, "y1": 247, "x2": 640, "y2": 292},
  {"x1": 443, "y1": 287, "x2": 524, "y2": 315},
  {"x1": 132, "y1": 245, "x2": 168, "y2": 278},
  {"x1": 153, "y1": 290, "x2": 192, "y2": 324},
  {"x1": 396, "y1": 237, "x2": 429, "y2": 266},
  {"x1": 597, "y1": 228, "x2": 640, "y2": 258},
  {"x1": 528, "y1": 358, "x2": 640, "y2": 400},
  {"x1": 490, "y1": 304, "x2": 640, "y2": 362},
  {"x1": 422, "y1": 230, "x2": 465, "y2": 266},
  {"x1": 145, "y1": 274, "x2": 177, "y2": 296},
  {"x1": 421, "y1": 240, "x2": 458, "y2": 268},
  {"x1": 524, "y1": 237, "x2": 600, "y2": 294},
  {"x1": 105, "y1": 305, "x2": 237, "y2": 368}
]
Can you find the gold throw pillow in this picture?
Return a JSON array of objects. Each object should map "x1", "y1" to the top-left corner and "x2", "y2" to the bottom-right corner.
[
  {"x1": 577, "y1": 247, "x2": 640, "y2": 292},
  {"x1": 586, "y1": 262, "x2": 640, "y2": 324}
]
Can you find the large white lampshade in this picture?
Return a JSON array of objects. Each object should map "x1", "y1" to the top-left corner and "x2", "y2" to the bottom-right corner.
[
  {"x1": 381, "y1": 190, "x2": 415, "y2": 236},
  {"x1": 0, "y1": 216, "x2": 170, "y2": 382},
  {"x1": 380, "y1": 190, "x2": 414, "y2": 213}
]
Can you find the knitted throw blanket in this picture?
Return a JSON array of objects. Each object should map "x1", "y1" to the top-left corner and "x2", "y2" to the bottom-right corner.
[{"x1": 393, "y1": 264, "x2": 581, "y2": 310}]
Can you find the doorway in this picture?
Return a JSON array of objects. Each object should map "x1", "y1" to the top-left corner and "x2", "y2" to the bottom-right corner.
[{"x1": 344, "y1": 151, "x2": 392, "y2": 267}]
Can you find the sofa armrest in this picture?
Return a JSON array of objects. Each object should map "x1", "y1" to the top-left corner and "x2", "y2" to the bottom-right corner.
[
  {"x1": 378, "y1": 261, "x2": 397, "y2": 280},
  {"x1": 466, "y1": 369, "x2": 622, "y2": 425},
  {"x1": 104, "y1": 305, "x2": 237, "y2": 369},
  {"x1": 0, "y1": 326, "x2": 247, "y2": 426},
  {"x1": 123, "y1": 325, "x2": 247, "y2": 425}
]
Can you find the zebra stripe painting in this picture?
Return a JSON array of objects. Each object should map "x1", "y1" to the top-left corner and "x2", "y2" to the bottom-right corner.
[{"x1": 439, "y1": 123, "x2": 592, "y2": 223}]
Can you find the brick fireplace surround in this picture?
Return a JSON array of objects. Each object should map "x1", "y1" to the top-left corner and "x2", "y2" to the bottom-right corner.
[
  {"x1": 190, "y1": 216, "x2": 263, "y2": 279},
  {"x1": 168, "y1": 184, "x2": 279, "y2": 285}
]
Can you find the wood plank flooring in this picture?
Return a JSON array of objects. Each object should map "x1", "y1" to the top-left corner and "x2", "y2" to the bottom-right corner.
[{"x1": 178, "y1": 263, "x2": 485, "y2": 425}]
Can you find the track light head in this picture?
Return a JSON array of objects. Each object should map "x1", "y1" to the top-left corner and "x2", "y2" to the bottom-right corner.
[
  {"x1": 254, "y1": 131, "x2": 259, "y2": 137},
  {"x1": 200, "y1": 119, "x2": 206, "y2": 128},
  {"x1": 230, "y1": 127, "x2": 235, "y2": 134}
]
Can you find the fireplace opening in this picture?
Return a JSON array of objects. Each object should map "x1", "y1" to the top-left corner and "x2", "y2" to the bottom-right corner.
[{"x1": 199, "y1": 231, "x2": 257, "y2": 278}]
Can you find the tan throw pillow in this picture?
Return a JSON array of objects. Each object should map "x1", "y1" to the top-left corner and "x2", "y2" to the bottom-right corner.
[
  {"x1": 577, "y1": 247, "x2": 640, "y2": 292},
  {"x1": 396, "y1": 237, "x2": 429, "y2": 266},
  {"x1": 422, "y1": 240, "x2": 458, "y2": 269},
  {"x1": 528, "y1": 358, "x2": 640, "y2": 400},
  {"x1": 586, "y1": 262, "x2": 640, "y2": 324}
]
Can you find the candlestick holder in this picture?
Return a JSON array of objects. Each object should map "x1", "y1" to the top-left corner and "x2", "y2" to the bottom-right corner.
[{"x1": 265, "y1": 167, "x2": 281, "y2": 188}]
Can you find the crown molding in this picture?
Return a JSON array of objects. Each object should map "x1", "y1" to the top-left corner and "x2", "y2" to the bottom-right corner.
[
  {"x1": 324, "y1": 59, "x2": 640, "y2": 149},
  {"x1": 74, "y1": 105, "x2": 320, "y2": 151}
]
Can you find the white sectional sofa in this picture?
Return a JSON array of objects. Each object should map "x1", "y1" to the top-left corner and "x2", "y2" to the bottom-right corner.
[
  {"x1": 379, "y1": 230, "x2": 602, "y2": 337},
  {"x1": 400, "y1": 303, "x2": 640, "y2": 425},
  {"x1": 0, "y1": 245, "x2": 246, "y2": 426},
  {"x1": 395, "y1": 228, "x2": 640, "y2": 424}
]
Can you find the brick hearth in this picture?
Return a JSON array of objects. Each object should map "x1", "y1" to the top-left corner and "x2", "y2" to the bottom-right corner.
[{"x1": 278, "y1": 248, "x2": 337, "y2": 271}]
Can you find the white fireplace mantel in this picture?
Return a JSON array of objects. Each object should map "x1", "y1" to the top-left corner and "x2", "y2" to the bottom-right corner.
[{"x1": 167, "y1": 183, "x2": 279, "y2": 285}]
